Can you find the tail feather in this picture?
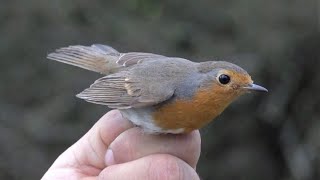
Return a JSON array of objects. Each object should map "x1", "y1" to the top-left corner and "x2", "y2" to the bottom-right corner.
[{"x1": 47, "y1": 44, "x2": 121, "y2": 74}]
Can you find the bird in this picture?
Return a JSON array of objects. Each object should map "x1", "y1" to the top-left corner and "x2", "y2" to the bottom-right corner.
[{"x1": 47, "y1": 44, "x2": 268, "y2": 134}]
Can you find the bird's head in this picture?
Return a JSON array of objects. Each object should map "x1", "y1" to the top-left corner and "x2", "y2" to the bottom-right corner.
[{"x1": 198, "y1": 61, "x2": 268, "y2": 103}]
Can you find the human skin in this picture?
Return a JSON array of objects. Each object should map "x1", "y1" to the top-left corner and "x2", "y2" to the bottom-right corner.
[{"x1": 42, "y1": 110, "x2": 201, "y2": 180}]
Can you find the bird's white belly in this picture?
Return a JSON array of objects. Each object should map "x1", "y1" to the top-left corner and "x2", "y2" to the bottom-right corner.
[{"x1": 120, "y1": 108, "x2": 184, "y2": 134}]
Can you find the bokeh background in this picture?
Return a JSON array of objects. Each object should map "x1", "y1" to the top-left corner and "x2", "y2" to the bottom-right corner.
[{"x1": 0, "y1": 0, "x2": 319, "y2": 179}]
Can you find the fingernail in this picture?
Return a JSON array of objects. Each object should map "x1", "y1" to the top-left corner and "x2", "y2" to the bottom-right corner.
[{"x1": 105, "y1": 149, "x2": 115, "y2": 166}]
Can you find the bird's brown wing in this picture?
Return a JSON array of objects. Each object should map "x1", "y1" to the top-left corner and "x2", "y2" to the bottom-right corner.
[
  {"x1": 49, "y1": 44, "x2": 189, "y2": 109},
  {"x1": 76, "y1": 70, "x2": 175, "y2": 109}
]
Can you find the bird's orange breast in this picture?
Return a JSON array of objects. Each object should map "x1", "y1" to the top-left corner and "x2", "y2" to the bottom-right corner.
[{"x1": 152, "y1": 84, "x2": 240, "y2": 133}]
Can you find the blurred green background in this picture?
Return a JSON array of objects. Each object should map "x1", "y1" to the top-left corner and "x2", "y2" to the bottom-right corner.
[{"x1": 0, "y1": 0, "x2": 319, "y2": 179}]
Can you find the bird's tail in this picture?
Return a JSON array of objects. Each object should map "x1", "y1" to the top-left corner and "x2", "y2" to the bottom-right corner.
[{"x1": 47, "y1": 44, "x2": 122, "y2": 75}]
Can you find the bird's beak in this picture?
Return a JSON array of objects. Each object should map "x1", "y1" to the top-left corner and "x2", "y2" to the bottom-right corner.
[{"x1": 243, "y1": 83, "x2": 268, "y2": 92}]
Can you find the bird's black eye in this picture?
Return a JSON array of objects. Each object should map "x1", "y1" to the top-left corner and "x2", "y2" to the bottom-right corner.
[{"x1": 218, "y1": 74, "x2": 230, "y2": 84}]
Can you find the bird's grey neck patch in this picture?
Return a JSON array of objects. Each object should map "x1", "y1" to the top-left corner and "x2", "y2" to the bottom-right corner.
[{"x1": 173, "y1": 72, "x2": 205, "y2": 100}]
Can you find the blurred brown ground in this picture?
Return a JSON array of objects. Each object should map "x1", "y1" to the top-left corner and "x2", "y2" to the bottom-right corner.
[{"x1": 0, "y1": 0, "x2": 319, "y2": 179}]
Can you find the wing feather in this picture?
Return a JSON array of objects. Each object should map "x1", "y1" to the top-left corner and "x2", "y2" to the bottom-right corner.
[
  {"x1": 76, "y1": 71, "x2": 174, "y2": 109},
  {"x1": 117, "y1": 52, "x2": 165, "y2": 67},
  {"x1": 76, "y1": 73, "x2": 137, "y2": 108}
]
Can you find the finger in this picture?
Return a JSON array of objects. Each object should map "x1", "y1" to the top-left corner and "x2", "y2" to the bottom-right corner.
[
  {"x1": 106, "y1": 128, "x2": 201, "y2": 168},
  {"x1": 50, "y1": 110, "x2": 134, "y2": 171},
  {"x1": 99, "y1": 154, "x2": 200, "y2": 180}
]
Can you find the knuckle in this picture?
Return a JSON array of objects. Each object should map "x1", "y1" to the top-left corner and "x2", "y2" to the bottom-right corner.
[
  {"x1": 189, "y1": 130, "x2": 201, "y2": 155},
  {"x1": 180, "y1": 130, "x2": 201, "y2": 167},
  {"x1": 104, "y1": 110, "x2": 122, "y2": 119},
  {"x1": 110, "y1": 130, "x2": 138, "y2": 163},
  {"x1": 148, "y1": 155, "x2": 183, "y2": 180}
]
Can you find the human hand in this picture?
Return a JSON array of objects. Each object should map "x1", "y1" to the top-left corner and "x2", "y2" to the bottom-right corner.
[{"x1": 42, "y1": 110, "x2": 201, "y2": 180}]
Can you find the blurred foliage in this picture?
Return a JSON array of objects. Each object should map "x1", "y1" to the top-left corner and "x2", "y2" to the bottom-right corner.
[{"x1": 0, "y1": 0, "x2": 319, "y2": 179}]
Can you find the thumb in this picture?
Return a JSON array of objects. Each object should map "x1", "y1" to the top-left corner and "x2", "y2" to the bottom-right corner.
[{"x1": 48, "y1": 110, "x2": 134, "y2": 170}]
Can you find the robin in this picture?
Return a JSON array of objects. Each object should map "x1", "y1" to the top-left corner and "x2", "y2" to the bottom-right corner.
[{"x1": 48, "y1": 44, "x2": 267, "y2": 134}]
